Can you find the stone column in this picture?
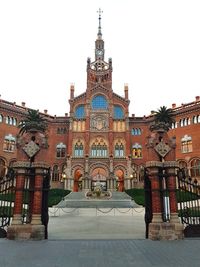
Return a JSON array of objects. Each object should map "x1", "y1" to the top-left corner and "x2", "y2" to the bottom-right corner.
[
  {"x1": 146, "y1": 162, "x2": 163, "y2": 223},
  {"x1": 12, "y1": 168, "x2": 26, "y2": 225},
  {"x1": 164, "y1": 162, "x2": 184, "y2": 238},
  {"x1": 31, "y1": 167, "x2": 43, "y2": 225}
]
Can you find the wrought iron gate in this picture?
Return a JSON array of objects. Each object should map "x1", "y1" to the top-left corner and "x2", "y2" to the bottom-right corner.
[
  {"x1": 177, "y1": 169, "x2": 200, "y2": 237},
  {"x1": 41, "y1": 168, "x2": 50, "y2": 239},
  {"x1": 0, "y1": 168, "x2": 15, "y2": 237},
  {"x1": 144, "y1": 169, "x2": 152, "y2": 239},
  {"x1": 0, "y1": 166, "x2": 50, "y2": 239}
]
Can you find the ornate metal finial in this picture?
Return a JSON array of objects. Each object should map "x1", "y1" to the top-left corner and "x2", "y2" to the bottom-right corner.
[{"x1": 97, "y1": 8, "x2": 103, "y2": 38}]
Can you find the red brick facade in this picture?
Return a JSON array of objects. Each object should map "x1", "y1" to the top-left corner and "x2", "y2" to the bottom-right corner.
[{"x1": 0, "y1": 20, "x2": 200, "y2": 191}]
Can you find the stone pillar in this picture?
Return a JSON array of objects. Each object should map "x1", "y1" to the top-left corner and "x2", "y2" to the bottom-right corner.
[
  {"x1": 146, "y1": 162, "x2": 163, "y2": 223},
  {"x1": 31, "y1": 167, "x2": 43, "y2": 225},
  {"x1": 12, "y1": 168, "x2": 26, "y2": 225},
  {"x1": 164, "y1": 162, "x2": 184, "y2": 239}
]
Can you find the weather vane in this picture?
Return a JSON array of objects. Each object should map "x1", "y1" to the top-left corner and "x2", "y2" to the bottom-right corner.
[{"x1": 97, "y1": 8, "x2": 103, "y2": 17}]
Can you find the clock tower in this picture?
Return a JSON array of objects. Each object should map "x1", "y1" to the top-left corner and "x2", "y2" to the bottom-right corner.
[{"x1": 95, "y1": 8, "x2": 104, "y2": 60}]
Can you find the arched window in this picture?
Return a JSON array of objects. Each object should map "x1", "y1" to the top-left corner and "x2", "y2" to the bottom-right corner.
[
  {"x1": 13, "y1": 118, "x2": 17, "y2": 126},
  {"x1": 131, "y1": 128, "x2": 136, "y2": 135},
  {"x1": 114, "y1": 142, "x2": 124, "y2": 157},
  {"x1": 74, "y1": 140, "x2": 84, "y2": 157},
  {"x1": 3, "y1": 134, "x2": 16, "y2": 152},
  {"x1": 114, "y1": 105, "x2": 124, "y2": 119},
  {"x1": 193, "y1": 116, "x2": 197, "y2": 124},
  {"x1": 91, "y1": 95, "x2": 108, "y2": 110},
  {"x1": 132, "y1": 143, "x2": 142, "y2": 158},
  {"x1": 9, "y1": 117, "x2": 13, "y2": 125},
  {"x1": 90, "y1": 138, "x2": 108, "y2": 157},
  {"x1": 75, "y1": 105, "x2": 85, "y2": 119},
  {"x1": 52, "y1": 165, "x2": 59, "y2": 181},
  {"x1": 181, "y1": 135, "x2": 192, "y2": 153},
  {"x1": 131, "y1": 128, "x2": 141, "y2": 135},
  {"x1": 180, "y1": 119, "x2": 184, "y2": 127},
  {"x1": 56, "y1": 143, "x2": 66, "y2": 158},
  {"x1": 0, "y1": 114, "x2": 3, "y2": 123},
  {"x1": 5, "y1": 116, "x2": 9, "y2": 124},
  {"x1": 190, "y1": 159, "x2": 200, "y2": 178}
]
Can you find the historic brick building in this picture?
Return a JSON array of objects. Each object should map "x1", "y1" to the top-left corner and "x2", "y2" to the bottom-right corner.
[{"x1": 0, "y1": 14, "x2": 200, "y2": 191}]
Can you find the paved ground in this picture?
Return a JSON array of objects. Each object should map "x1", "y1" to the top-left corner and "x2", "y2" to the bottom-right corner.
[
  {"x1": 48, "y1": 207, "x2": 145, "y2": 239},
  {"x1": 1, "y1": 208, "x2": 200, "y2": 267},
  {"x1": 1, "y1": 239, "x2": 200, "y2": 267}
]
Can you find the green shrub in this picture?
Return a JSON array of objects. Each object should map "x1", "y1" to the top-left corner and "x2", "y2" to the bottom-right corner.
[
  {"x1": 48, "y1": 189, "x2": 70, "y2": 207},
  {"x1": 0, "y1": 189, "x2": 71, "y2": 208},
  {"x1": 125, "y1": 188, "x2": 145, "y2": 206}
]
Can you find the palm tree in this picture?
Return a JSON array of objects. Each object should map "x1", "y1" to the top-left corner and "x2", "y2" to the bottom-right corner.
[
  {"x1": 150, "y1": 106, "x2": 175, "y2": 132},
  {"x1": 18, "y1": 109, "x2": 48, "y2": 135},
  {"x1": 154, "y1": 106, "x2": 175, "y2": 126}
]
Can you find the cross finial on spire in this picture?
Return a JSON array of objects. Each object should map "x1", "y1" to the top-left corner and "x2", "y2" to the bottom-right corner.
[{"x1": 97, "y1": 8, "x2": 103, "y2": 38}]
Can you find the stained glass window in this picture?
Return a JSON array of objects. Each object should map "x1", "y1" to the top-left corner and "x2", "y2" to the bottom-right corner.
[
  {"x1": 75, "y1": 105, "x2": 85, "y2": 119},
  {"x1": 91, "y1": 95, "x2": 108, "y2": 110},
  {"x1": 114, "y1": 105, "x2": 124, "y2": 119}
]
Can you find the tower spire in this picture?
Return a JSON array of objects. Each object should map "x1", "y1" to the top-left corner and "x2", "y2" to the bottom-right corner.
[{"x1": 97, "y1": 8, "x2": 103, "y2": 39}]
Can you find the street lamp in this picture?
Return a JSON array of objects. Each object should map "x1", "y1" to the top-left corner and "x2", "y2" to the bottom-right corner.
[{"x1": 61, "y1": 172, "x2": 66, "y2": 183}]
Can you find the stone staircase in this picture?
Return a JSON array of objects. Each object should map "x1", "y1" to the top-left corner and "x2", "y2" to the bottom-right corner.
[{"x1": 55, "y1": 191, "x2": 140, "y2": 208}]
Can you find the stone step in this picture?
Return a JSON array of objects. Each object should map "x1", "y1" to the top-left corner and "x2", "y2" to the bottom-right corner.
[{"x1": 55, "y1": 191, "x2": 139, "y2": 208}]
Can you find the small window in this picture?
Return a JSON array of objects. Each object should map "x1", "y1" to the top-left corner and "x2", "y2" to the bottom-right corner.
[
  {"x1": 114, "y1": 142, "x2": 124, "y2": 157},
  {"x1": 131, "y1": 128, "x2": 141, "y2": 135},
  {"x1": 3, "y1": 134, "x2": 16, "y2": 152},
  {"x1": 5, "y1": 116, "x2": 9, "y2": 124},
  {"x1": 181, "y1": 135, "x2": 192, "y2": 153},
  {"x1": 56, "y1": 143, "x2": 66, "y2": 158},
  {"x1": 132, "y1": 143, "x2": 142, "y2": 158},
  {"x1": 13, "y1": 118, "x2": 17, "y2": 126},
  {"x1": 0, "y1": 114, "x2": 3, "y2": 123},
  {"x1": 74, "y1": 140, "x2": 84, "y2": 157}
]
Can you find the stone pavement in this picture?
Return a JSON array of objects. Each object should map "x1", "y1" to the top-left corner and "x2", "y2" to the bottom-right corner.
[
  {"x1": 0, "y1": 239, "x2": 200, "y2": 267},
  {"x1": 48, "y1": 207, "x2": 145, "y2": 239},
  {"x1": 1, "y1": 208, "x2": 200, "y2": 267}
]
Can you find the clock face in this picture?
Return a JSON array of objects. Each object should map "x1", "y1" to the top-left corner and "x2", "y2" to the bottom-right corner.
[{"x1": 96, "y1": 50, "x2": 103, "y2": 56}]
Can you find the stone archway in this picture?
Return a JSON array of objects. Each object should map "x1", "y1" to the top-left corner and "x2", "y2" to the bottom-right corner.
[
  {"x1": 115, "y1": 169, "x2": 125, "y2": 192},
  {"x1": 73, "y1": 169, "x2": 83, "y2": 192}
]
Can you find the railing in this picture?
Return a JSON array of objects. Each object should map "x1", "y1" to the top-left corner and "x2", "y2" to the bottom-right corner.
[
  {"x1": 177, "y1": 169, "x2": 200, "y2": 237},
  {"x1": 0, "y1": 168, "x2": 15, "y2": 236}
]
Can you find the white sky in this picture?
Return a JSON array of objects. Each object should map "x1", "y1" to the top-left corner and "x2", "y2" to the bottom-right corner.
[{"x1": 0, "y1": 0, "x2": 200, "y2": 117}]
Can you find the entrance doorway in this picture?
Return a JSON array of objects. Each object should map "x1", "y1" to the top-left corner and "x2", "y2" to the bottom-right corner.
[
  {"x1": 115, "y1": 169, "x2": 124, "y2": 192},
  {"x1": 73, "y1": 169, "x2": 83, "y2": 192}
]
